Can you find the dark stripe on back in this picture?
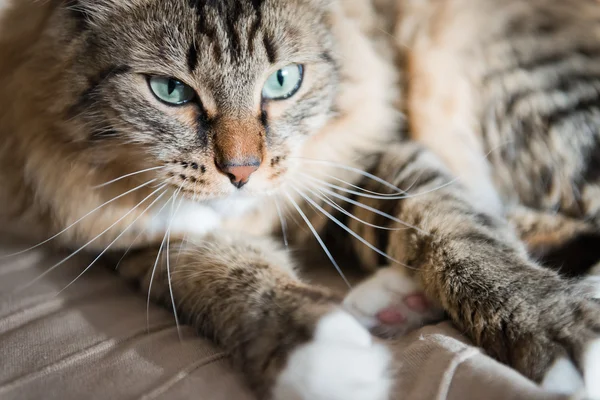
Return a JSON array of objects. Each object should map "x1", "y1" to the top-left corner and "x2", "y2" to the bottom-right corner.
[
  {"x1": 546, "y1": 96, "x2": 600, "y2": 127},
  {"x1": 483, "y1": 45, "x2": 600, "y2": 83},
  {"x1": 504, "y1": 73, "x2": 600, "y2": 116},
  {"x1": 582, "y1": 135, "x2": 600, "y2": 184},
  {"x1": 504, "y1": 11, "x2": 560, "y2": 36}
]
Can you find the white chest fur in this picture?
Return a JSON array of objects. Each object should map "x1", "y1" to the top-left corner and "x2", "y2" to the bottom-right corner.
[{"x1": 143, "y1": 195, "x2": 262, "y2": 239}]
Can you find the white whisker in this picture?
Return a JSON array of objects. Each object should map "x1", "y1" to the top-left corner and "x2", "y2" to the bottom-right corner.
[
  {"x1": 302, "y1": 180, "x2": 430, "y2": 236},
  {"x1": 1, "y1": 178, "x2": 158, "y2": 260},
  {"x1": 294, "y1": 180, "x2": 410, "y2": 232},
  {"x1": 167, "y1": 190, "x2": 186, "y2": 341},
  {"x1": 58, "y1": 187, "x2": 168, "y2": 294},
  {"x1": 290, "y1": 185, "x2": 416, "y2": 271},
  {"x1": 176, "y1": 178, "x2": 198, "y2": 265},
  {"x1": 300, "y1": 172, "x2": 458, "y2": 201},
  {"x1": 14, "y1": 183, "x2": 167, "y2": 293},
  {"x1": 147, "y1": 189, "x2": 179, "y2": 333},
  {"x1": 114, "y1": 188, "x2": 177, "y2": 271},
  {"x1": 283, "y1": 191, "x2": 351, "y2": 288},
  {"x1": 299, "y1": 172, "x2": 410, "y2": 200},
  {"x1": 273, "y1": 196, "x2": 289, "y2": 248},
  {"x1": 398, "y1": 167, "x2": 430, "y2": 195},
  {"x1": 93, "y1": 166, "x2": 166, "y2": 189},
  {"x1": 294, "y1": 158, "x2": 410, "y2": 194},
  {"x1": 319, "y1": 174, "x2": 405, "y2": 196},
  {"x1": 375, "y1": 26, "x2": 412, "y2": 50}
]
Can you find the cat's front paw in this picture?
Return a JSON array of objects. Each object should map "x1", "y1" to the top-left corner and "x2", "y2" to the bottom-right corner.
[
  {"x1": 537, "y1": 277, "x2": 600, "y2": 399},
  {"x1": 343, "y1": 268, "x2": 445, "y2": 338},
  {"x1": 272, "y1": 311, "x2": 392, "y2": 400}
]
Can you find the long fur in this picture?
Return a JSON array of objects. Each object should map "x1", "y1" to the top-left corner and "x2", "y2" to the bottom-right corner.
[{"x1": 1, "y1": 0, "x2": 600, "y2": 397}]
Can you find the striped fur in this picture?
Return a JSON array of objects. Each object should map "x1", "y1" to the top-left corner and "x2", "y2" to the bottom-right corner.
[{"x1": 2, "y1": 0, "x2": 600, "y2": 397}]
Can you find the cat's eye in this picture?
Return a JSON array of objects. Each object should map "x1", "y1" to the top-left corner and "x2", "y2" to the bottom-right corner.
[
  {"x1": 148, "y1": 76, "x2": 196, "y2": 105},
  {"x1": 262, "y1": 64, "x2": 304, "y2": 101}
]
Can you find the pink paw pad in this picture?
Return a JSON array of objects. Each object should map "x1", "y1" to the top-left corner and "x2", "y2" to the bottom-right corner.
[
  {"x1": 376, "y1": 309, "x2": 407, "y2": 325},
  {"x1": 375, "y1": 294, "x2": 431, "y2": 325},
  {"x1": 404, "y1": 294, "x2": 430, "y2": 313}
]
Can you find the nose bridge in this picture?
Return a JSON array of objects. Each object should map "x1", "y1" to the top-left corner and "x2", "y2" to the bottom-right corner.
[{"x1": 214, "y1": 117, "x2": 264, "y2": 166}]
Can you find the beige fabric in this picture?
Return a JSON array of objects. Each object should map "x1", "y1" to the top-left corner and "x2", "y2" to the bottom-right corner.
[{"x1": 0, "y1": 243, "x2": 568, "y2": 400}]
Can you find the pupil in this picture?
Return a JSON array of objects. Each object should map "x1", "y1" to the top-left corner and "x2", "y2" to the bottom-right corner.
[
  {"x1": 277, "y1": 70, "x2": 285, "y2": 86},
  {"x1": 167, "y1": 79, "x2": 177, "y2": 95}
]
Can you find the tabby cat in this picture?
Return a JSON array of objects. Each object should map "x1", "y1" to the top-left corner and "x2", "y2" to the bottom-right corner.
[{"x1": 1, "y1": 0, "x2": 600, "y2": 398}]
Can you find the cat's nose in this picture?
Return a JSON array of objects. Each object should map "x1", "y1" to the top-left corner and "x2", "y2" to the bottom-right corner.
[{"x1": 216, "y1": 160, "x2": 260, "y2": 189}]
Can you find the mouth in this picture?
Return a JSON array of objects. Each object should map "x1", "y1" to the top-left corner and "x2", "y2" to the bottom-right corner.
[{"x1": 161, "y1": 153, "x2": 291, "y2": 201}]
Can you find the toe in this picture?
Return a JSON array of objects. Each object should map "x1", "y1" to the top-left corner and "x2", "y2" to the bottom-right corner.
[
  {"x1": 376, "y1": 308, "x2": 407, "y2": 325},
  {"x1": 404, "y1": 294, "x2": 430, "y2": 313}
]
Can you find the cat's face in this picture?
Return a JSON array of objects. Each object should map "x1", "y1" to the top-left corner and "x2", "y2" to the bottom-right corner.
[{"x1": 63, "y1": 0, "x2": 339, "y2": 200}]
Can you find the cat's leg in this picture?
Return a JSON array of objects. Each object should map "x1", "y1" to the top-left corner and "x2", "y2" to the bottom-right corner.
[
  {"x1": 117, "y1": 232, "x2": 392, "y2": 400},
  {"x1": 341, "y1": 142, "x2": 600, "y2": 394}
]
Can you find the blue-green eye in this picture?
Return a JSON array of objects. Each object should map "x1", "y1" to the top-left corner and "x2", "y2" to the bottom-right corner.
[
  {"x1": 262, "y1": 64, "x2": 304, "y2": 100},
  {"x1": 148, "y1": 76, "x2": 196, "y2": 105}
]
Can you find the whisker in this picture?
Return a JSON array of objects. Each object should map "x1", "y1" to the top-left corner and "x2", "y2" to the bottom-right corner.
[
  {"x1": 283, "y1": 191, "x2": 351, "y2": 288},
  {"x1": 14, "y1": 183, "x2": 167, "y2": 293},
  {"x1": 375, "y1": 26, "x2": 412, "y2": 50},
  {"x1": 309, "y1": 171, "x2": 405, "y2": 196},
  {"x1": 294, "y1": 180, "x2": 410, "y2": 232},
  {"x1": 114, "y1": 188, "x2": 177, "y2": 271},
  {"x1": 273, "y1": 196, "x2": 289, "y2": 248},
  {"x1": 57, "y1": 188, "x2": 168, "y2": 294},
  {"x1": 300, "y1": 172, "x2": 458, "y2": 201},
  {"x1": 290, "y1": 185, "x2": 416, "y2": 271},
  {"x1": 147, "y1": 189, "x2": 180, "y2": 333},
  {"x1": 398, "y1": 167, "x2": 430, "y2": 195},
  {"x1": 1, "y1": 178, "x2": 158, "y2": 260},
  {"x1": 93, "y1": 166, "x2": 166, "y2": 189},
  {"x1": 279, "y1": 196, "x2": 311, "y2": 237},
  {"x1": 302, "y1": 180, "x2": 430, "y2": 236},
  {"x1": 166, "y1": 190, "x2": 186, "y2": 341},
  {"x1": 176, "y1": 178, "x2": 198, "y2": 265},
  {"x1": 293, "y1": 158, "x2": 410, "y2": 194},
  {"x1": 299, "y1": 172, "x2": 412, "y2": 200}
]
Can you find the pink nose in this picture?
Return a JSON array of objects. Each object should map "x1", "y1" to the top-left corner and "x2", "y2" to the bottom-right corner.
[{"x1": 216, "y1": 161, "x2": 260, "y2": 188}]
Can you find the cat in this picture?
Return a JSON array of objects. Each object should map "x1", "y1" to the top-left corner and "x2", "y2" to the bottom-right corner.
[{"x1": 1, "y1": 0, "x2": 600, "y2": 399}]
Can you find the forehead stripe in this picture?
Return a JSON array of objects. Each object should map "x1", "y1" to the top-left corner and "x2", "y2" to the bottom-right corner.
[{"x1": 187, "y1": 41, "x2": 199, "y2": 72}]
